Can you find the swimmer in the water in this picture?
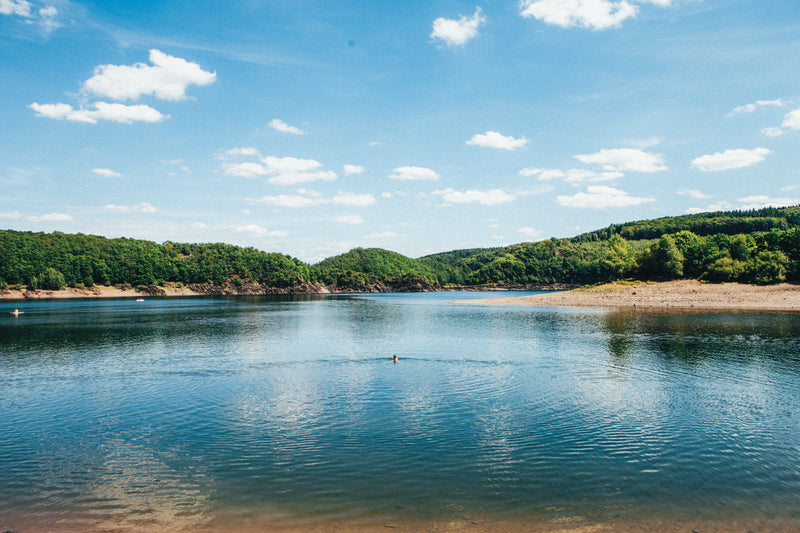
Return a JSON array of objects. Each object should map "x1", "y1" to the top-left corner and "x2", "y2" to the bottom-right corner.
[
  {"x1": 392, "y1": 354, "x2": 398, "y2": 363},
  {"x1": 11, "y1": 308, "x2": 19, "y2": 317}
]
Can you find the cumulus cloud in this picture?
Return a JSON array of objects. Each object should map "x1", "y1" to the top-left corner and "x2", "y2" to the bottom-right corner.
[
  {"x1": 556, "y1": 185, "x2": 655, "y2": 208},
  {"x1": 0, "y1": 0, "x2": 32, "y2": 17},
  {"x1": 234, "y1": 224, "x2": 288, "y2": 239},
  {"x1": 520, "y1": 167, "x2": 623, "y2": 182},
  {"x1": 574, "y1": 148, "x2": 667, "y2": 172},
  {"x1": 333, "y1": 215, "x2": 365, "y2": 224},
  {"x1": 517, "y1": 226, "x2": 543, "y2": 239},
  {"x1": 431, "y1": 7, "x2": 486, "y2": 46},
  {"x1": 27, "y1": 212, "x2": 74, "y2": 222},
  {"x1": 736, "y1": 195, "x2": 800, "y2": 210},
  {"x1": 1, "y1": 0, "x2": 62, "y2": 31},
  {"x1": 101, "y1": 202, "x2": 157, "y2": 213},
  {"x1": 29, "y1": 102, "x2": 165, "y2": 123},
  {"x1": 433, "y1": 188, "x2": 515, "y2": 206},
  {"x1": 269, "y1": 118, "x2": 305, "y2": 135},
  {"x1": 221, "y1": 148, "x2": 338, "y2": 185},
  {"x1": 249, "y1": 190, "x2": 375, "y2": 208},
  {"x1": 92, "y1": 168, "x2": 122, "y2": 178},
  {"x1": 389, "y1": 166, "x2": 440, "y2": 181},
  {"x1": 760, "y1": 109, "x2": 800, "y2": 137},
  {"x1": 690, "y1": 147, "x2": 771, "y2": 172},
  {"x1": 466, "y1": 131, "x2": 528, "y2": 151},
  {"x1": 343, "y1": 164, "x2": 364, "y2": 175},
  {"x1": 30, "y1": 50, "x2": 214, "y2": 124},
  {"x1": 520, "y1": 0, "x2": 639, "y2": 30},
  {"x1": 83, "y1": 49, "x2": 216, "y2": 101},
  {"x1": 0, "y1": 210, "x2": 23, "y2": 219},
  {"x1": 677, "y1": 188, "x2": 711, "y2": 199},
  {"x1": 730, "y1": 99, "x2": 788, "y2": 115}
]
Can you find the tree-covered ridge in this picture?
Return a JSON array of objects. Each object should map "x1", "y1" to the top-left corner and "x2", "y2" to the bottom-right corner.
[
  {"x1": 1, "y1": 205, "x2": 799, "y2": 293},
  {"x1": 315, "y1": 247, "x2": 441, "y2": 286},
  {"x1": 0, "y1": 231, "x2": 310, "y2": 290},
  {"x1": 572, "y1": 205, "x2": 800, "y2": 242}
]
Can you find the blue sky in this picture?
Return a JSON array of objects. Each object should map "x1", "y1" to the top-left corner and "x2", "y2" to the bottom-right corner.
[{"x1": 2, "y1": 0, "x2": 799, "y2": 262}]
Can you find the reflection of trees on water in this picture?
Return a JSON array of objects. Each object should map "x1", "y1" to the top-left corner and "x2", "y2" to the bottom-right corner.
[{"x1": 600, "y1": 309, "x2": 800, "y2": 370}]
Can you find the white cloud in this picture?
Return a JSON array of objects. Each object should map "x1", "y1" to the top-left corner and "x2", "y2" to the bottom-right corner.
[
  {"x1": 466, "y1": 131, "x2": 528, "y2": 151},
  {"x1": 83, "y1": 49, "x2": 216, "y2": 102},
  {"x1": 268, "y1": 169, "x2": 337, "y2": 186},
  {"x1": 520, "y1": 0, "x2": 639, "y2": 30},
  {"x1": 0, "y1": 210, "x2": 23, "y2": 219},
  {"x1": 433, "y1": 188, "x2": 515, "y2": 206},
  {"x1": 235, "y1": 224, "x2": 288, "y2": 239},
  {"x1": 556, "y1": 185, "x2": 655, "y2": 208},
  {"x1": 690, "y1": 147, "x2": 771, "y2": 172},
  {"x1": 517, "y1": 226, "x2": 543, "y2": 239},
  {"x1": 249, "y1": 191, "x2": 375, "y2": 208},
  {"x1": 389, "y1": 166, "x2": 440, "y2": 181},
  {"x1": 684, "y1": 201, "x2": 735, "y2": 214},
  {"x1": 333, "y1": 215, "x2": 364, "y2": 225},
  {"x1": 761, "y1": 109, "x2": 800, "y2": 137},
  {"x1": 730, "y1": 99, "x2": 788, "y2": 115},
  {"x1": 677, "y1": 188, "x2": 711, "y2": 199},
  {"x1": 92, "y1": 168, "x2": 122, "y2": 178},
  {"x1": 27, "y1": 212, "x2": 74, "y2": 222},
  {"x1": 736, "y1": 195, "x2": 800, "y2": 210},
  {"x1": 190, "y1": 222, "x2": 207, "y2": 230},
  {"x1": 781, "y1": 185, "x2": 799, "y2": 192},
  {"x1": 102, "y1": 202, "x2": 157, "y2": 213},
  {"x1": 250, "y1": 194, "x2": 320, "y2": 208},
  {"x1": 762, "y1": 127, "x2": 785, "y2": 137},
  {"x1": 431, "y1": 7, "x2": 486, "y2": 47},
  {"x1": 269, "y1": 118, "x2": 305, "y2": 135},
  {"x1": 343, "y1": 164, "x2": 364, "y2": 175},
  {"x1": 29, "y1": 102, "x2": 165, "y2": 123},
  {"x1": 365, "y1": 231, "x2": 400, "y2": 239},
  {"x1": 782, "y1": 109, "x2": 800, "y2": 130},
  {"x1": 520, "y1": 167, "x2": 623, "y2": 182},
  {"x1": 574, "y1": 148, "x2": 667, "y2": 172},
  {"x1": 221, "y1": 149, "x2": 338, "y2": 185},
  {"x1": 330, "y1": 192, "x2": 376, "y2": 206},
  {"x1": 0, "y1": 0, "x2": 32, "y2": 17}
]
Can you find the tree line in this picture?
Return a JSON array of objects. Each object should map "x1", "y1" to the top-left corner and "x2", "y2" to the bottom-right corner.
[{"x1": 1, "y1": 205, "x2": 799, "y2": 292}]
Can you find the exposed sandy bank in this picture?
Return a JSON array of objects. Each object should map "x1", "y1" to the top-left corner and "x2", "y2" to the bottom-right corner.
[
  {"x1": 0, "y1": 285, "x2": 202, "y2": 300},
  {"x1": 458, "y1": 280, "x2": 800, "y2": 311}
]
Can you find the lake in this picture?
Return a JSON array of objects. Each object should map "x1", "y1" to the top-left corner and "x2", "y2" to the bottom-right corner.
[{"x1": 2, "y1": 292, "x2": 800, "y2": 532}]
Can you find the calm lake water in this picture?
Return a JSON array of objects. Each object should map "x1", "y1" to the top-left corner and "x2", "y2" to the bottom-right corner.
[{"x1": 2, "y1": 292, "x2": 800, "y2": 531}]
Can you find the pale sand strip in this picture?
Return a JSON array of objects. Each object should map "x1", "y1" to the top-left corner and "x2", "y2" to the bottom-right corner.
[
  {"x1": 0, "y1": 285, "x2": 202, "y2": 300},
  {"x1": 457, "y1": 280, "x2": 800, "y2": 310}
]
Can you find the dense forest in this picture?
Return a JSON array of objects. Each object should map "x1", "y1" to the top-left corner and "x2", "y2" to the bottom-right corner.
[{"x1": 1, "y1": 205, "x2": 799, "y2": 294}]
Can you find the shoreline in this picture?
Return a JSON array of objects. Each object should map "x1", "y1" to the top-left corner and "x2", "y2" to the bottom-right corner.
[{"x1": 458, "y1": 280, "x2": 800, "y2": 311}]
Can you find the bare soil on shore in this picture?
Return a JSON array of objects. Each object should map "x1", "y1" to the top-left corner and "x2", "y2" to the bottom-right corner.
[{"x1": 459, "y1": 280, "x2": 800, "y2": 311}]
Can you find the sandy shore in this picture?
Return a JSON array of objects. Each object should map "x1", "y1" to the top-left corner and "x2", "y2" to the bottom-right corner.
[
  {"x1": 458, "y1": 280, "x2": 800, "y2": 311},
  {"x1": 0, "y1": 285, "x2": 203, "y2": 300}
]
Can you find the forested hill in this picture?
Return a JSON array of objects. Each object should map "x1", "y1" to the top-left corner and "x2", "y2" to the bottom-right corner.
[
  {"x1": 571, "y1": 205, "x2": 800, "y2": 242},
  {"x1": 1, "y1": 205, "x2": 799, "y2": 294}
]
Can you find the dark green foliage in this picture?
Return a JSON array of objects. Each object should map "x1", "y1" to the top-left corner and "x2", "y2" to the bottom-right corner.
[
  {"x1": 0, "y1": 230, "x2": 309, "y2": 290},
  {"x1": 573, "y1": 206, "x2": 799, "y2": 242},
  {"x1": 1, "y1": 204, "x2": 799, "y2": 292},
  {"x1": 315, "y1": 248, "x2": 440, "y2": 284}
]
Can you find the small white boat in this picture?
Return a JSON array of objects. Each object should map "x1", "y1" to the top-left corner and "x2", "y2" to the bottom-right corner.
[{"x1": 135, "y1": 298, "x2": 144, "y2": 302}]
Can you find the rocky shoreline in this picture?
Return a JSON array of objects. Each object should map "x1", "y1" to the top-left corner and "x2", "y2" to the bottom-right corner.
[{"x1": 0, "y1": 279, "x2": 574, "y2": 300}]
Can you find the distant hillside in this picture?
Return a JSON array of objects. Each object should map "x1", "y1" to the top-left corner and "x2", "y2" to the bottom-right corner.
[
  {"x1": 315, "y1": 247, "x2": 442, "y2": 285},
  {"x1": 572, "y1": 206, "x2": 800, "y2": 242},
  {"x1": 2, "y1": 205, "x2": 799, "y2": 294}
]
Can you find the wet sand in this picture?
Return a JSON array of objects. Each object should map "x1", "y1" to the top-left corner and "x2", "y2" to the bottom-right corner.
[{"x1": 458, "y1": 280, "x2": 800, "y2": 311}]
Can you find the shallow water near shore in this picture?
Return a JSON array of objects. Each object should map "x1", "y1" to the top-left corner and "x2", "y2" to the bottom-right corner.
[{"x1": 2, "y1": 292, "x2": 800, "y2": 531}]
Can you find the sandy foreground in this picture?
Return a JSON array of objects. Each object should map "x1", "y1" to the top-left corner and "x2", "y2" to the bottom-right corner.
[{"x1": 458, "y1": 280, "x2": 800, "y2": 311}]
